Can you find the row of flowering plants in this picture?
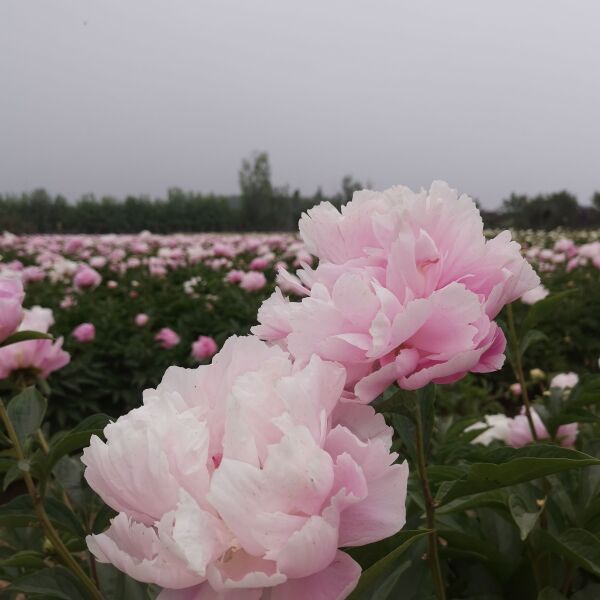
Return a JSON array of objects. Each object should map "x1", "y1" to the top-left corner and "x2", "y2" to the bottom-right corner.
[{"x1": 0, "y1": 182, "x2": 598, "y2": 599}]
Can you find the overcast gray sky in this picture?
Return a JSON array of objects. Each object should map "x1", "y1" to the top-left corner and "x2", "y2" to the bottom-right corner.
[{"x1": 1, "y1": 1, "x2": 599, "y2": 208}]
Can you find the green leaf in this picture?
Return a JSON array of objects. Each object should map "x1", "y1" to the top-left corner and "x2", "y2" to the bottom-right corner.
[
  {"x1": 46, "y1": 413, "x2": 110, "y2": 470},
  {"x1": 535, "y1": 528, "x2": 600, "y2": 578},
  {"x1": 347, "y1": 529, "x2": 430, "y2": 570},
  {"x1": 522, "y1": 289, "x2": 579, "y2": 331},
  {"x1": 0, "y1": 494, "x2": 85, "y2": 537},
  {"x1": 3, "y1": 459, "x2": 27, "y2": 491},
  {"x1": 572, "y1": 584, "x2": 600, "y2": 600},
  {"x1": 0, "y1": 330, "x2": 53, "y2": 348},
  {"x1": 10, "y1": 565, "x2": 89, "y2": 600},
  {"x1": 416, "y1": 385, "x2": 436, "y2": 456},
  {"x1": 565, "y1": 375, "x2": 600, "y2": 409},
  {"x1": 508, "y1": 493, "x2": 544, "y2": 540},
  {"x1": 438, "y1": 529, "x2": 516, "y2": 580},
  {"x1": 537, "y1": 588, "x2": 568, "y2": 600},
  {"x1": 0, "y1": 550, "x2": 47, "y2": 569},
  {"x1": 6, "y1": 386, "x2": 47, "y2": 445},
  {"x1": 436, "y1": 446, "x2": 600, "y2": 505},
  {"x1": 97, "y1": 563, "x2": 152, "y2": 599},
  {"x1": 346, "y1": 530, "x2": 430, "y2": 600},
  {"x1": 437, "y1": 490, "x2": 508, "y2": 515},
  {"x1": 519, "y1": 329, "x2": 548, "y2": 357}
]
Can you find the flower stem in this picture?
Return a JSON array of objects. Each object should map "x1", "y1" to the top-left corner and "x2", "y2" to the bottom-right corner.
[
  {"x1": 414, "y1": 404, "x2": 446, "y2": 600},
  {"x1": 0, "y1": 399, "x2": 104, "y2": 600},
  {"x1": 506, "y1": 304, "x2": 538, "y2": 441}
]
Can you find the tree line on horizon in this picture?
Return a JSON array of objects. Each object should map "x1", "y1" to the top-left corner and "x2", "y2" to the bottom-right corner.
[{"x1": 1, "y1": 153, "x2": 600, "y2": 234}]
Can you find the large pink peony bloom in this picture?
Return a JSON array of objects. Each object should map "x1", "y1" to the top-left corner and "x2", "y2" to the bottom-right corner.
[
  {"x1": 0, "y1": 306, "x2": 70, "y2": 379},
  {"x1": 254, "y1": 182, "x2": 540, "y2": 402},
  {"x1": 0, "y1": 277, "x2": 24, "y2": 343},
  {"x1": 73, "y1": 265, "x2": 102, "y2": 290},
  {"x1": 82, "y1": 336, "x2": 408, "y2": 599}
]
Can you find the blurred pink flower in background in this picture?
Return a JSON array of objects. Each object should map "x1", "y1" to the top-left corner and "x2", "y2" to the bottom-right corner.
[
  {"x1": 225, "y1": 269, "x2": 244, "y2": 284},
  {"x1": 191, "y1": 336, "x2": 218, "y2": 361},
  {"x1": 550, "y1": 372, "x2": 579, "y2": 390},
  {"x1": 509, "y1": 383, "x2": 522, "y2": 396},
  {"x1": 0, "y1": 277, "x2": 24, "y2": 343},
  {"x1": 255, "y1": 181, "x2": 539, "y2": 402},
  {"x1": 508, "y1": 408, "x2": 578, "y2": 448},
  {"x1": 154, "y1": 327, "x2": 180, "y2": 349},
  {"x1": 82, "y1": 336, "x2": 408, "y2": 599},
  {"x1": 240, "y1": 271, "x2": 267, "y2": 292},
  {"x1": 73, "y1": 265, "x2": 102, "y2": 290},
  {"x1": 520, "y1": 284, "x2": 549, "y2": 305},
  {"x1": 0, "y1": 306, "x2": 70, "y2": 379},
  {"x1": 135, "y1": 313, "x2": 149, "y2": 327},
  {"x1": 249, "y1": 256, "x2": 270, "y2": 270},
  {"x1": 73, "y1": 323, "x2": 96, "y2": 343}
]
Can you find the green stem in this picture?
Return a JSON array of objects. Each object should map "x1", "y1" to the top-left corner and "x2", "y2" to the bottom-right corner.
[
  {"x1": 506, "y1": 304, "x2": 539, "y2": 441},
  {"x1": 414, "y1": 405, "x2": 446, "y2": 600},
  {"x1": 0, "y1": 399, "x2": 104, "y2": 600}
]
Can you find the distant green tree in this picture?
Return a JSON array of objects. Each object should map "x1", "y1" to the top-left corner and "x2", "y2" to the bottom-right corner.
[{"x1": 239, "y1": 152, "x2": 274, "y2": 230}]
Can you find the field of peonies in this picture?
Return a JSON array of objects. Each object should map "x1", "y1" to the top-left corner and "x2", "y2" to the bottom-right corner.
[{"x1": 0, "y1": 182, "x2": 599, "y2": 600}]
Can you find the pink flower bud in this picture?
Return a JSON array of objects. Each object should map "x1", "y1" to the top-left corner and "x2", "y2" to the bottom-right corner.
[
  {"x1": 191, "y1": 335, "x2": 218, "y2": 361},
  {"x1": 73, "y1": 323, "x2": 96, "y2": 343}
]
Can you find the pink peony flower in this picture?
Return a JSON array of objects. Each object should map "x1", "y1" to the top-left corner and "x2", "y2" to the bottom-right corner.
[
  {"x1": 240, "y1": 271, "x2": 267, "y2": 292},
  {"x1": 520, "y1": 284, "x2": 549, "y2": 305},
  {"x1": 0, "y1": 277, "x2": 24, "y2": 343},
  {"x1": 249, "y1": 256, "x2": 270, "y2": 271},
  {"x1": 135, "y1": 313, "x2": 149, "y2": 327},
  {"x1": 254, "y1": 182, "x2": 539, "y2": 402},
  {"x1": 225, "y1": 270, "x2": 244, "y2": 284},
  {"x1": 191, "y1": 336, "x2": 218, "y2": 362},
  {"x1": 508, "y1": 408, "x2": 578, "y2": 449},
  {"x1": 550, "y1": 372, "x2": 579, "y2": 390},
  {"x1": 73, "y1": 265, "x2": 102, "y2": 290},
  {"x1": 155, "y1": 328, "x2": 180, "y2": 349},
  {"x1": 509, "y1": 383, "x2": 522, "y2": 396},
  {"x1": 466, "y1": 414, "x2": 512, "y2": 446},
  {"x1": 73, "y1": 323, "x2": 96, "y2": 343},
  {"x1": 0, "y1": 306, "x2": 70, "y2": 379},
  {"x1": 82, "y1": 336, "x2": 408, "y2": 599}
]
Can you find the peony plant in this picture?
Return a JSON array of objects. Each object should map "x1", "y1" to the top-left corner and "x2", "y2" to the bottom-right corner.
[{"x1": 0, "y1": 187, "x2": 598, "y2": 600}]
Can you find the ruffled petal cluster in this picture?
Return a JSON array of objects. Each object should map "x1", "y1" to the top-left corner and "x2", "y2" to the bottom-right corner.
[
  {"x1": 254, "y1": 182, "x2": 540, "y2": 401},
  {"x1": 83, "y1": 336, "x2": 408, "y2": 599}
]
